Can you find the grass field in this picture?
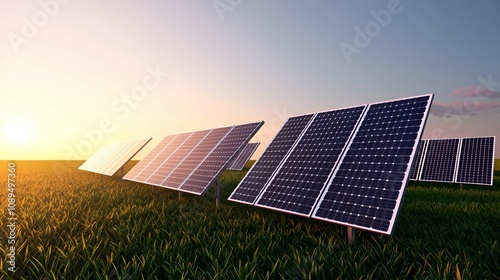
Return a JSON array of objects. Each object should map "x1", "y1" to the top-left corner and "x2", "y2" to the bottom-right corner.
[{"x1": 1, "y1": 160, "x2": 499, "y2": 279}]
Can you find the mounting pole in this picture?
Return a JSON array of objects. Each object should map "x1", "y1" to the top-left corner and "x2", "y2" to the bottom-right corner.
[
  {"x1": 460, "y1": 183, "x2": 463, "y2": 191},
  {"x1": 347, "y1": 227, "x2": 357, "y2": 245},
  {"x1": 216, "y1": 178, "x2": 221, "y2": 207},
  {"x1": 178, "y1": 192, "x2": 183, "y2": 200},
  {"x1": 120, "y1": 167, "x2": 124, "y2": 186}
]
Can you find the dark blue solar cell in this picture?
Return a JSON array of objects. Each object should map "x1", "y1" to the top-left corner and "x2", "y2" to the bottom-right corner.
[
  {"x1": 419, "y1": 139, "x2": 460, "y2": 183},
  {"x1": 313, "y1": 94, "x2": 432, "y2": 234},
  {"x1": 228, "y1": 114, "x2": 314, "y2": 204},
  {"x1": 409, "y1": 140, "x2": 427, "y2": 180},
  {"x1": 255, "y1": 106, "x2": 366, "y2": 216},
  {"x1": 456, "y1": 137, "x2": 495, "y2": 185}
]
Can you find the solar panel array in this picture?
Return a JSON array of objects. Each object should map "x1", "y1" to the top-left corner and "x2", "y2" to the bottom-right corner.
[
  {"x1": 124, "y1": 122, "x2": 263, "y2": 195},
  {"x1": 230, "y1": 94, "x2": 433, "y2": 234},
  {"x1": 79, "y1": 138, "x2": 152, "y2": 176},
  {"x1": 226, "y1": 142, "x2": 260, "y2": 170},
  {"x1": 412, "y1": 136, "x2": 495, "y2": 185}
]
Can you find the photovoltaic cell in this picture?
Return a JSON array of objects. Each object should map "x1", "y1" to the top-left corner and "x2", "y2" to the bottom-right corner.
[
  {"x1": 226, "y1": 142, "x2": 260, "y2": 171},
  {"x1": 228, "y1": 114, "x2": 314, "y2": 204},
  {"x1": 123, "y1": 135, "x2": 177, "y2": 181},
  {"x1": 409, "y1": 140, "x2": 427, "y2": 180},
  {"x1": 456, "y1": 137, "x2": 495, "y2": 185},
  {"x1": 419, "y1": 139, "x2": 460, "y2": 183},
  {"x1": 255, "y1": 106, "x2": 366, "y2": 216},
  {"x1": 160, "y1": 127, "x2": 232, "y2": 189},
  {"x1": 145, "y1": 132, "x2": 199, "y2": 185},
  {"x1": 313, "y1": 94, "x2": 432, "y2": 234},
  {"x1": 180, "y1": 122, "x2": 263, "y2": 194},
  {"x1": 124, "y1": 121, "x2": 264, "y2": 196},
  {"x1": 79, "y1": 138, "x2": 152, "y2": 176}
]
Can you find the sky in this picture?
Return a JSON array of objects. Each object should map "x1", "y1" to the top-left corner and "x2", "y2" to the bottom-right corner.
[{"x1": 1, "y1": 0, "x2": 500, "y2": 161}]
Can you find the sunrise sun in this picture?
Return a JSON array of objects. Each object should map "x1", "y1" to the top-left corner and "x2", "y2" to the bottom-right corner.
[{"x1": 4, "y1": 119, "x2": 36, "y2": 145}]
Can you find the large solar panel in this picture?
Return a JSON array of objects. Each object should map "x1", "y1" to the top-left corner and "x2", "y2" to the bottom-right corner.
[
  {"x1": 455, "y1": 136, "x2": 495, "y2": 185},
  {"x1": 313, "y1": 95, "x2": 432, "y2": 234},
  {"x1": 255, "y1": 106, "x2": 366, "y2": 217},
  {"x1": 409, "y1": 140, "x2": 427, "y2": 180},
  {"x1": 229, "y1": 94, "x2": 433, "y2": 235},
  {"x1": 226, "y1": 142, "x2": 260, "y2": 171},
  {"x1": 228, "y1": 114, "x2": 314, "y2": 205},
  {"x1": 79, "y1": 138, "x2": 152, "y2": 176},
  {"x1": 124, "y1": 121, "x2": 264, "y2": 195},
  {"x1": 418, "y1": 139, "x2": 460, "y2": 183}
]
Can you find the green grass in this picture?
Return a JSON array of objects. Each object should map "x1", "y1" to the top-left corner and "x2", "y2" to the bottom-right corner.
[{"x1": 1, "y1": 160, "x2": 499, "y2": 279}]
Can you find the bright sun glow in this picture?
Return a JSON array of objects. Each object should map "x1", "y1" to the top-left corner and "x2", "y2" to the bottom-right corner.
[{"x1": 4, "y1": 119, "x2": 36, "y2": 145}]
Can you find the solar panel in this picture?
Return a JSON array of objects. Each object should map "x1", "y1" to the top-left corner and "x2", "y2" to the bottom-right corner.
[
  {"x1": 455, "y1": 136, "x2": 495, "y2": 185},
  {"x1": 226, "y1": 142, "x2": 260, "y2": 171},
  {"x1": 123, "y1": 135, "x2": 178, "y2": 182},
  {"x1": 79, "y1": 138, "x2": 152, "y2": 176},
  {"x1": 312, "y1": 95, "x2": 432, "y2": 234},
  {"x1": 180, "y1": 123, "x2": 263, "y2": 194},
  {"x1": 228, "y1": 114, "x2": 314, "y2": 205},
  {"x1": 160, "y1": 127, "x2": 232, "y2": 190},
  {"x1": 409, "y1": 140, "x2": 427, "y2": 180},
  {"x1": 124, "y1": 121, "x2": 264, "y2": 195},
  {"x1": 418, "y1": 139, "x2": 460, "y2": 183},
  {"x1": 147, "y1": 131, "x2": 207, "y2": 186},
  {"x1": 255, "y1": 106, "x2": 366, "y2": 217}
]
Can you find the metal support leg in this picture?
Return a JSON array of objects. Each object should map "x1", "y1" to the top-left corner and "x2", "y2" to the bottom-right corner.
[
  {"x1": 120, "y1": 167, "x2": 124, "y2": 186},
  {"x1": 179, "y1": 192, "x2": 183, "y2": 200},
  {"x1": 347, "y1": 227, "x2": 356, "y2": 245},
  {"x1": 216, "y1": 179, "x2": 221, "y2": 207},
  {"x1": 460, "y1": 183, "x2": 463, "y2": 191}
]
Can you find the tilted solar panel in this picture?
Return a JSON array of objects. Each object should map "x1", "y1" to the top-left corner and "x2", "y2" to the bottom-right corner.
[
  {"x1": 123, "y1": 121, "x2": 264, "y2": 195},
  {"x1": 123, "y1": 135, "x2": 177, "y2": 181},
  {"x1": 418, "y1": 138, "x2": 460, "y2": 183},
  {"x1": 79, "y1": 138, "x2": 152, "y2": 176},
  {"x1": 180, "y1": 122, "x2": 263, "y2": 194},
  {"x1": 409, "y1": 140, "x2": 427, "y2": 180},
  {"x1": 229, "y1": 94, "x2": 433, "y2": 235},
  {"x1": 146, "y1": 131, "x2": 206, "y2": 186},
  {"x1": 226, "y1": 142, "x2": 260, "y2": 171},
  {"x1": 228, "y1": 114, "x2": 314, "y2": 204},
  {"x1": 455, "y1": 136, "x2": 495, "y2": 185},
  {"x1": 313, "y1": 95, "x2": 433, "y2": 234},
  {"x1": 159, "y1": 127, "x2": 232, "y2": 190},
  {"x1": 255, "y1": 106, "x2": 366, "y2": 217}
]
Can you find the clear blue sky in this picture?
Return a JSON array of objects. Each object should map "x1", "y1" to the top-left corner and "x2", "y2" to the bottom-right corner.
[{"x1": 1, "y1": 0, "x2": 499, "y2": 159}]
